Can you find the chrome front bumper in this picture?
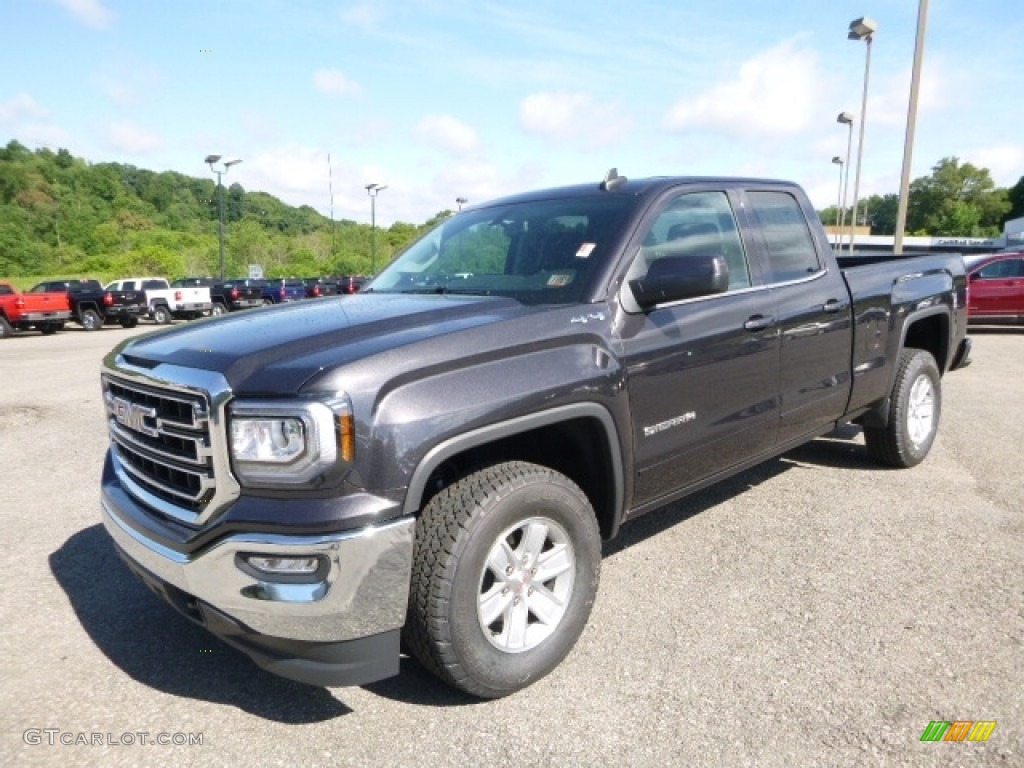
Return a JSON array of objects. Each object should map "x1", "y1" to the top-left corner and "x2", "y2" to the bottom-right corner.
[{"x1": 100, "y1": 494, "x2": 415, "y2": 644}]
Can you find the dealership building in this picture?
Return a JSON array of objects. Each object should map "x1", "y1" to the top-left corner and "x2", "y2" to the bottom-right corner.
[{"x1": 825, "y1": 217, "x2": 1024, "y2": 255}]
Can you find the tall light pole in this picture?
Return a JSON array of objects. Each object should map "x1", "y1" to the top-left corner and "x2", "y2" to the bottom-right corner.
[
  {"x1": 206, "y1": 154, "x2": 242, "y2": 280},
  {"x1": 456, "y1": 196, "x2": 468, "y2": 211},
  {"x1": 831, "y1": 157, "x2": 844, "y2": 245},
  {"x1": 836, "y1": 111, "x2": 855, "y2": 247},
  {"x1": 847, "y1": 16, "x2": 877, "y2": 256},
  {"x1": 365, "y1": 183, "x2": 387, "y2": 275},
  {"x1": 894, "y1": 0, "x2": 929, "y2": 254}
]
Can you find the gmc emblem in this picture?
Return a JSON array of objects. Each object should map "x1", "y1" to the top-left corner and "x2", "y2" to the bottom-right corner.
[{"x1": 108, "y1": 395, "x2": 159, "y2": 437}]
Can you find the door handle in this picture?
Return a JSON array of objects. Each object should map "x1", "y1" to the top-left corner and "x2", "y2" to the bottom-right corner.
[
  {"x1": 743, "y1": 315, "x2": 775, "y2": 331},
  {"x1": 822, "y1": 299, "x2": 847, "y2": 313}
]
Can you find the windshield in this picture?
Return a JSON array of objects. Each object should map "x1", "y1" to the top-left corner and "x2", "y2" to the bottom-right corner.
[{"x1": 367, "y1": 195, "x2": 633, "y2": 305}]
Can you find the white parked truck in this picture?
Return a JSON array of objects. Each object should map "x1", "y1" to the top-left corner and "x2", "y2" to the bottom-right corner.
[{"x1": 105, "y1": 277, "x2": 212, "y2": 324}]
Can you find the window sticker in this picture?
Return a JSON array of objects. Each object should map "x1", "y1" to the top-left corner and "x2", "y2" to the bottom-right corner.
[
  {"x1": 576, "y1": 242, "x2": 596, "y2": 259},
  {"x1": 547, "y1": 273, "x2": 573, "y2": 287}
]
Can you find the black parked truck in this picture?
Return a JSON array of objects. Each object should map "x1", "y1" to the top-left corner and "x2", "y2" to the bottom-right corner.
[
  {"x1": 99, "y1": 173, "x2": 971, "y2": 698},
  {"x1": 30, "y1": 278, "x2": 147, "y2": 330},
  {"x1": 171, "y1": 277, "x2": 264, "y2": 316}
]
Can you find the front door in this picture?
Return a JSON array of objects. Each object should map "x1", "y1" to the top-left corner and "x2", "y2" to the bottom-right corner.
[{"x1": 619, "y1": 188, "x2": 780, "y2": 508}]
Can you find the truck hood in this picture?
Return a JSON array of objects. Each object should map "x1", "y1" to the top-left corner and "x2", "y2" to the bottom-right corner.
[{"x1": 116, "y1": 293, "x2": 533, "y2": 394}]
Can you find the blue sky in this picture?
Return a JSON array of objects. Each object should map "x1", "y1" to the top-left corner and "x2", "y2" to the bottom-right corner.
[{"x1": 3, "y1": 0, "x2": 1023, "y2": 226}]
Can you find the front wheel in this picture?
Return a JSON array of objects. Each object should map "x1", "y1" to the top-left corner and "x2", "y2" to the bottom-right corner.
[
  {"x1": 404, "y1": 461, "x2": 601, "y2": 699},
  {"x1": 210, "y1": 302, "x2": 228, "y2": 317},
  {"x1": 39, "y1": 322, "x2": 62, "y2": 335},
  {"x1": 0, "y1": 315, "x2": 15, "y2": 338},
  {"x1": 119, "y1": 317, "x2": 138, "y2": 329},
  {"x1": 864, "y1": 348, "x2": 941, "y2": 468}
]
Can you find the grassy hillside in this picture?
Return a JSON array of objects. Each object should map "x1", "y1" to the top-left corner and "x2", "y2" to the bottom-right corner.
[{"x1": 0, "y1": 140, "x2": 445, "y2": 284}]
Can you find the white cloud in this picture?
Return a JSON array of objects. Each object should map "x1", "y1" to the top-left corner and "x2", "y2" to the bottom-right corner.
[
  {"x1": 19, "y1": 124, "x2": 73, "y2": 149},
  {"x1": 0, "y1": 93, "x2": 49, "y2": 122},
  {"x1": 415, "y1": 114, "x2": 480, "y2": 157},
  {"x1": 105, "y1": 121, "x2": 163, "y2": 154},
  {"x1": 967, "y1": 145, "x2": 1024, "y2": 187},
  {"x1": 54, "y1": 0, "x2": 116, "y2": 29},
  {"x1": 663, "y1": 41, "x2": 821, "y2": 138},
  {"x1": 519, "y1": 91, "x2": 633, "y2": 148},
  {"x1": 339, "y1": 3, "x2": 382, "y2": 30},
  {"x1": 312, "y1": 68, "x2": 361, "y2": 95}
]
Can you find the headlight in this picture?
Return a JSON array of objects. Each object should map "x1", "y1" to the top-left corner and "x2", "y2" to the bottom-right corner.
[{"x1": 229, "y1": 396, "x2": 354, "y2": 486}]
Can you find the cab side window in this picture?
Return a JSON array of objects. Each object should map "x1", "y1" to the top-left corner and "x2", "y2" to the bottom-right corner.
[
  {"x1": 746, "y1": 191, "x2": 822, "y2": 283},
  {"x1": 977, "y1": 258, "x2": 1023, "y2": 278},
  {"x1": 630, "y1": 190, "x2": 751, "y2": 292}
]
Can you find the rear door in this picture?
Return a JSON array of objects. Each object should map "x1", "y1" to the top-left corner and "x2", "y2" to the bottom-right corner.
[
  {"x1": 619, "y1": 187, "x2": 780, "y2": 507},
  {"x1": 740, "y1": 188, "x2": 854, "y2": 445}
]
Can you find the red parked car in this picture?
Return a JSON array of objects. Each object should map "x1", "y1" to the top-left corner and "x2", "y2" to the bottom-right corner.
[{"x1": 966, "y1": 251, "x2": 1024, "y2": 324}]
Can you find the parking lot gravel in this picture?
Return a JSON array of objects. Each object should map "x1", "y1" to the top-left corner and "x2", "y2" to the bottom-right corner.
[{"x1": 0, "y1": 323, "x2": 1021, "y2": 767}]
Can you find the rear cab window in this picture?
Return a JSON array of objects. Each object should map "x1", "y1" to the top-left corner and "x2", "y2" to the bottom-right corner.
[{"x1": 745, "y1": 190, "x2": 823, "y2": 284}]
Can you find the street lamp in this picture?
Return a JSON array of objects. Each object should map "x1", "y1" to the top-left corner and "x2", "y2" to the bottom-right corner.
[
  {"x1": 456, "y1": 196, "x2": 468, "y2": 211},
  {"x1": 206, "y1": 154, "x2": 243, "y2": 280},
  {"x1": 365, "y1": 183, "x2": 387, "y2": 274},
  {"x1": 847, "y1": 15, "x2": 877, "y2": 255},
  {"x1": 836, "y1": 111, "x2": 854, "y2": 248},
  {"x1": 831, "y1": 157, "x2": 844, "y2": 245},
  {"x1": 894, "y1": 0, "x2": 929, "y2": 254}
]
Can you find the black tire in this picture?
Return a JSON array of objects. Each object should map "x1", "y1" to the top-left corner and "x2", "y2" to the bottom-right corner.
[
  {"x1": 120, "y1": 317, "x2": 138, "y2": 329},
  {"x1": 864, "y1": 348, "x2": 941, "y2": 468},
  {"x1": 152, "y1": 305, "x2": 172, "y2": 325},
  {"x1": 39, "y1": 322, "x2": 61, "y2": 335},
  {"x1": 0, "y1": 315, "x2": 14, "y2": 338},
  {"x1": 79, "y1": 308, "x2": 102, "y2": 331},
  {"x1": 210, "y1": 302, "x2": 228, "y2": 317},
  {"x1": 262, "y1": 298, "x2": 274, "y2": 307},
  {"x1": 404, "y1": 461, "x2": 601, "y2": 699}
]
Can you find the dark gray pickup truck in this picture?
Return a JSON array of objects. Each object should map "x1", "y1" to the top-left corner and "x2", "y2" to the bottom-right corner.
[{"x1": 99, "y1": 173, "x2": 971, "y2": 698}]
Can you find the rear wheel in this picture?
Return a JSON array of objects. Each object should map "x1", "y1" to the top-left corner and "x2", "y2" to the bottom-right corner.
[
  {"x1": 262, "y1": 298, "x2": 274, "y2": 307},
  {"x1": 119, "y1": 317, "x2": 138, "y2": 329},
  {"x1": 152, "y1": 305, "x2": 172, "y2": 325},
  {"x1": 864, "y1": 348, "x2": 941, "y2": 468},
  {"x1": 210, "y1": 302, "x2": 228, "y2": 317},
  {"x1": 39, "y1": 322, "x2": 62, "y2": 335},
  {"x1": 79, "y1": 308, "x2": 101, "y2": 331},
  {"x1": 404, "y1": 461, "x2": 601, "y2": 699},
  {"x1": 0, "y1": 315, "x2": 14, "y2": 338}
]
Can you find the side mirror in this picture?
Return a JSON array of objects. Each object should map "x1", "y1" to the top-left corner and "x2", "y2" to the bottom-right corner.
[
  {"x1": 968, "y1": 271, "x2": 981, "y2": 281},
  {"x1": 629, "y1": 253, "x2": 729, "y2": 309}
]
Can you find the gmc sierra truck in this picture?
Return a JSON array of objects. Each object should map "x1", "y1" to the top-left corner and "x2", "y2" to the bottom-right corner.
[
  {"x1": 30, "y1": 279, "x2": 147, "y2": 329},
  {"x1": 105, "y1": 277, "x2": 212, "y2": 324},
  {"x1": 99, "y1": 173, "x2": 971, "y2": 699},
  {"x1": 0, "y1": 281, "x2": 72, "y2": 337},
  {"x1": 172, "y1": 278, "x2": 265, "y2": 316}
]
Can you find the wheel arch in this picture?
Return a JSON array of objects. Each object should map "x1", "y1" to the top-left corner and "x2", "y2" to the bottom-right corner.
[
  {"x1": 900, "y1": 308, "x2": 950, "y2": 375},
  {"x1": 403, "y1": 404, "x2": 624, "y2": 540},
  {"x1": 860, "y1": 307, "x2": 950, "y2": 429}
]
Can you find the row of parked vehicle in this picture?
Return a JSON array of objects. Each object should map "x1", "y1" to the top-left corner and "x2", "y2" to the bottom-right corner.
[{"x1": 0, "y1": 274, "x2": 368, "y2": 338}]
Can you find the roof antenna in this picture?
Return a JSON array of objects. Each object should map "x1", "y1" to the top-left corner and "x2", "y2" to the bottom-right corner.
[{"x1": 600, "y1": 168, "x2": 627, "y2": 191}]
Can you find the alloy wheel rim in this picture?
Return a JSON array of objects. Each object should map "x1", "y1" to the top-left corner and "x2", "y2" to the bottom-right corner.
[
  {"x1": 907, "y1": 374, "x2": 935, "y2": 447},
  {"x1": 477, "y1": 516, "x2": 575, "y2": 653}
]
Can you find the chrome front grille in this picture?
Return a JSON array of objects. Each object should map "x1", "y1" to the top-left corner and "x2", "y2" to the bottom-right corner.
[{"x1": 102, "y1": 364, "x2": 239, "y2": 526}]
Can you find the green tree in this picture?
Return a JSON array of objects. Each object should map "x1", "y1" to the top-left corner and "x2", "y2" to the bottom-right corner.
[
  {"x1": 907, "y1": 157, "x2": 1010, "y2": 236},
  {"x1": 859, "y1": 193, "x2": 899, "y2": 235}
]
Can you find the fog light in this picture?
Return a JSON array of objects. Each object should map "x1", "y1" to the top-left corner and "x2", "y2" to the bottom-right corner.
[{"x1": 244, "y1": 555, "x2": 321, "y2": 575}]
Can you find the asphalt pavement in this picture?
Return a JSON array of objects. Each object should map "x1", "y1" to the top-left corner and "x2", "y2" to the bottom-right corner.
[{"x1": 0, "y1": 321, "x2": 1020, "y2": 767}]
